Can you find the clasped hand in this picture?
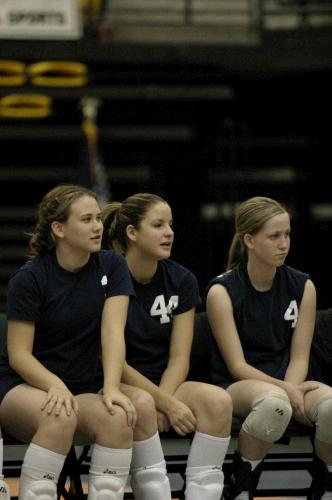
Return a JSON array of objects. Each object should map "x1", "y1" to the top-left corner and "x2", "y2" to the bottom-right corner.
[{"x1": 284, "y1": 381, "x2": 319, "y2": 425}]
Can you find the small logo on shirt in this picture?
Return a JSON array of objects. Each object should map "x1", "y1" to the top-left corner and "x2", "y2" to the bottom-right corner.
[{"x1": 101, "y1": 275, "x2": 108, "y2": 286}]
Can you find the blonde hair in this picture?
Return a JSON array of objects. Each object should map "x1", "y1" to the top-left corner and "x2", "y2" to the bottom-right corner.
[{"x1": 227, "y1": 196, "x2": 288, "y2": 270}]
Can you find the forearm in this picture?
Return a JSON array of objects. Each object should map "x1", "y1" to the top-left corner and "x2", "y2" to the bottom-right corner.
[
  {"x1": 284, "y1": 359, "x2": 308, "y2": 384},
  {"x1": 231, "y1": 361, "x2": 291, "y2": 392},
  {"x1": 159, "y1": 359, "x2": 189, "y2": 395},
  {"x1": 102, "y1": 332, "x2": 126, "y2": 390},
  {"x1": 9, "y1": 352, "x2": 66, "y2": 391},
  {"x1": 101, "y1": 295, "x2": 130, "y2": 391},
  {"x1": 122, "y1": 363, "x2": 175, "y2": 414}
]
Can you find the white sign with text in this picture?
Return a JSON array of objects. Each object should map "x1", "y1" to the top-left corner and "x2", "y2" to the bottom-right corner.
[{"x1": 0, "y1": 0, "x2": 82, "y2": 39}]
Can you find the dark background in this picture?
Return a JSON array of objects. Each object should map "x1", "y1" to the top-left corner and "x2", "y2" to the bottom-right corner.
[{"x1": 0, "y1": 1, "x2": 331, "y2": 311}]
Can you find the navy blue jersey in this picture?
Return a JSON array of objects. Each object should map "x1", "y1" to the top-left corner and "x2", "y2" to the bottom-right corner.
[
  {"x1": 125, "y1": 259, "x2": 201, "y2": 384},
  {"x1": 0, "y1": 249, "x2": 134, "y2": 399},
  {"x1": 206, "y1": 262, "x2": 309, "y2": 387}
]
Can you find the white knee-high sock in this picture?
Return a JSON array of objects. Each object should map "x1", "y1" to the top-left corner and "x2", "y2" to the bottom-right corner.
[
  {"x1": 131, "y1": 431, "x2": 166, "y2": 470},
  {"x1": 131, "y1": 432, "x2": 171, "y2": 500},
  {"x1": 187, "y1": 431, "x2": 230, "y2": 469},
  {"x1": 88, "y1": 444, "x2": 132, "y2": 500},
  {"x1": 185, "y1": 432, "x2": 230, "y2": 500},
  {"x1": 19, "y1": 443, "x2": 66, "y2": 500}
]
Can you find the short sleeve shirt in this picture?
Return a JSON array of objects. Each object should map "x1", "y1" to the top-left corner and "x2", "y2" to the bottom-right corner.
[
  {"x1": 0, "y1": 249, "x2": 134, "y2": 395},
  {"x1": 125, "y1": 259, "x2": 201, "y2": 384}
]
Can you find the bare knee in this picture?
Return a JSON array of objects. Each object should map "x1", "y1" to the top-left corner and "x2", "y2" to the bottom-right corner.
[
  {"x1": 36, "y1": 411, "x2": 77, "y2": 453},
  {"x1": 93, "y1": 404, "x2": 133, "y2": 448},
  {"x1": 194, "y1": 385, "x2": 233, "y2": 435},
  {"x1": 130, "y1": 389, "x2": 157, "y2": 439},
  {"x1": 202, "y1": 387, "x2": 232, "y2": 418}
]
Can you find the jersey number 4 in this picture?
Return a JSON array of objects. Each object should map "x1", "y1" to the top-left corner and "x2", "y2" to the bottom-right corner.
[
  {"x1": 150, "y1": 295, "x2": 179, "y2": 324},
  {"x1": 284, "y1": 300, "x2": 298, "y2": 327}
]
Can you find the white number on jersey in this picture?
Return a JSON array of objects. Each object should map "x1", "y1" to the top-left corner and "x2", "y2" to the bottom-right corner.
[
  {"x1": 150, "y1": 295, "x2": 179, "y2": 324},
  {"x1": 284, "y1": 300, "x2": 298, "y2": 328}
]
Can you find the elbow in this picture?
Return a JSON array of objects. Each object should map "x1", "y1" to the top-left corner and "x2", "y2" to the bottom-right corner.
[
  {"x1": 7, "y1": 347, "x2": 16, "y2": 369},
  {"x1": 8, "y1": 353, "x2": 19, "y2": 373},
  {"x1": 8, "y1": 349, "x2": 27, "y2": 374}
]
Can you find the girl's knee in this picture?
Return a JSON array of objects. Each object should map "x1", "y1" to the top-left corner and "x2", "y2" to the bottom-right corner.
[
  {"x1": 309, "y1": 392, "x2": 332, "y2": 443},
  {"x1": 217, "y1": 389, "x2": 233, "y2": 414},
  {"x1": 243, "y1": 391, "x2": 292, "y2": 443},
  {"x1": 198, "y1": 386, "x2": 233, "y2": 420},
  {"x1": 130, "y1": 389, "x2": 156, "y2": 424},
  {"x1": 39, "y1": 411, "x2": 77, "y2": 442},
  {"x1": 191, "y1": 386, "x2": 233, "y2": 435},
  {"x1": 130, "y1": 389, "x2": 158, "y2": 439},
  {"x1": 93, "y1": 404, "x2": 132, "y2": 445}
]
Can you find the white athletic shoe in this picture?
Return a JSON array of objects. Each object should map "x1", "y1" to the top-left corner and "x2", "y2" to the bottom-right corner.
[{"x1": 0, "y1": 478, "x2": 10, "y2": 499}]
